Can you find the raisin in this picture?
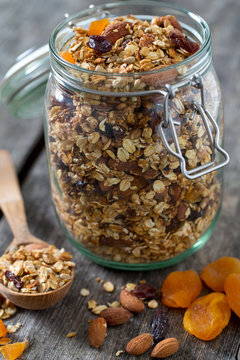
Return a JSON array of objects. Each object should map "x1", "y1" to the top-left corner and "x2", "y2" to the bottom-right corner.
[
  {"x1": 161, "y1": 270, "x2": 202, "y2": 308},
  {"x1": 224, "y1": 273, "x2": 240, "y2": 318},
  {"x1": 87, "y1": 35, "x2": 112, "y2": 53},
  {"x1": 132, "y1": 283, "x2": 157, "y2": 299},
  {"x1": 151, "y1": 306, "x2": 169, "y2": 343},
  {"x1": 187, "y1": 208, "x2": 204, "y2": 221},
  {"x1": 74, "y1": 179, "x2": 88, "y2": 191},
  {"x1": 4, "y1": 270, "x2": 23, "y2": 290},
  {"x1": 201, "y1": 256, "x2": 240, "y2": 292},
  {"x1": 183, "y1": 292, "x2": 231, "y2": 341},
  {"x1": 169, "y1": 32, "x2": 200, "y2": 55},
  {"x1": 112, "y1": 125, "x2": 126, "y2": 138}
]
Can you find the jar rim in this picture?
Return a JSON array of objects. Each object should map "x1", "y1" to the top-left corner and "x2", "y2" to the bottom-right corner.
[{"x1": 49, "y1": 0, "x2": 211, "y2": 78}]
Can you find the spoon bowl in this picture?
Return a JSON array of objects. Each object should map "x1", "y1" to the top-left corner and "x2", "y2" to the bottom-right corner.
[{"x1": 0, "y1": 150, "x2": 74, "y2": 310}]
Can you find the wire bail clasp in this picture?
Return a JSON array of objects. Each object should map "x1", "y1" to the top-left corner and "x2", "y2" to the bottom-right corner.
[{"x1": 159, "y1": 74, "x2": 230, "y2": 179}]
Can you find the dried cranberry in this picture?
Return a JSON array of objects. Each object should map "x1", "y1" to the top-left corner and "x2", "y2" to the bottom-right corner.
[
  {"x1": 169, "y1": 32, "x2": 200, "y2": 55},
  {"x1": 74, "y1": 179, "x2": 88, "y2": 192},
  {"x1": 5, "y1": 270, "x2": 23, "y2": 290},
  {"x1": 151, "y1": 306, "x2": 169, "y2": 343},
  {"x1": 188, "y1": 208, "x2": 204, "y2": 221},
  {"x1": 132, "y1": 283, "x2": 157, "y2": 299},
  {"x1": 87, "y1": 35, "x2": 112, "y2": 53}
]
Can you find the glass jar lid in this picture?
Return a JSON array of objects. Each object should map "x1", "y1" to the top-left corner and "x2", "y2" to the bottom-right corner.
[{"x1": 0, "y1": 44, "x2": 49, "y2": 119}]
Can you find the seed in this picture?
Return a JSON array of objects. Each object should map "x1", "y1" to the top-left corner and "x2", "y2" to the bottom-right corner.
[
  {"x1": 80, "y1": 288, "x2": 90, "y2": 297},
  {"x1": 148, "y1": 300, "x2": 159, "y2": 309},
  {"x1": 103, "y1": 281, "x2": 114, "y2": 293},
  {"x1": 92, "y1": 305, "x2": 108, "y2": 315},
  {"x1": 66, "y1": 331, "x2": 77, "y2": 338}
]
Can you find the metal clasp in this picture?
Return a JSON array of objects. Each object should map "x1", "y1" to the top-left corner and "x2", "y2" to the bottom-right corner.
[{"x1": 159, "y1": 74, "x2": 230, "y2": 179}]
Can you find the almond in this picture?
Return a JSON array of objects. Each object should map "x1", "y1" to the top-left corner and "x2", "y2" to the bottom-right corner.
[
  {"x1": 102, "y1": 21, "x2": 130, "y2": 44},
  {"x1": 88, "y1": 317, "x2": 107, "y2": 348},
  {"x1": 126, "y1": 333, "x2": 153, "y2": 355},
  {"x1": 142, "y1": 65, "x2": 177, "y2": 86},
  {"x1": 139, "y1": 34, "x2": 155, "y2": 47},
  {"x1": 151, "y1": 338, "x2": 179, "y2": 358},
  {"x1": 100, "y1": 307, "x2": 131, "y2": 326},
  {"x1": 120, "y1": 289, "x2": 145, "y2": 313}
]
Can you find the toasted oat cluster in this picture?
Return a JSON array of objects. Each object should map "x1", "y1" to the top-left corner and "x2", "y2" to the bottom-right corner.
[
  {"x1": 69, "y1": 15, "x2": 199, "y2": 73},
  {"x1": 0, "y1": 246, "x2": 75, "y2": 293},
  {"x1": 0, "y1": 294, "x2": 16, "y2": 319},
  {"x1": 48, "y1": 14, "x2": 221, "y2": 264}
]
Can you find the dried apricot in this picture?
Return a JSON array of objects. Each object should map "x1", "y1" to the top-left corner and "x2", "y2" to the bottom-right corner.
[
  {"x1": 224, "y1": 273, "x2": 240, "y2": 317},
  {"x1": 0, "y1": 320, "x2": 7, "y2": 338},
  {"x1": 201, "y1": 257, "x2": 240, "y2": 291},
  {"x1": 0, "y1": 340, "x2": 28, "y2": 360},
  {"x1": 88, "y1": 18, "x2": 110, "y2": 36},
  {"x1": 59, "y1": 51, "x2": 75, "y2": 64},
  {"x1": 183, "y1": 292, "x2": 231, "y2": 341},
  {"x1": 161, "y1": 270, "x2": 202, "y2": 308}
]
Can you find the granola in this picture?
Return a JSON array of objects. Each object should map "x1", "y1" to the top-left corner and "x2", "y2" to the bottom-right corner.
[
  {"x1": 47, "y1": 14, "x2": 222, "y2": 264},
  {"x1": 0, "y1": 246, "x2": 75, "y2": 293}
]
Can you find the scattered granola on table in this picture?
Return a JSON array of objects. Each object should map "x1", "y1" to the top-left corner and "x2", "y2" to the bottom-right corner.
[
  {"x1": 0, "y1": 245, "x2": 75, "y2": 293},
  {"x1": 48, "y1": 13, "x2": 222, "y2": 265}
]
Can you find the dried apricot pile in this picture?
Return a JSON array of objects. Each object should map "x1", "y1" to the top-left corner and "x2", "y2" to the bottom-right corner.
[
  {"x1": 224, "y1": 273, "x2": 240, "y2": 317},
  {"x1": 183, "y1": 292, "x2": 231, "y2": 341},
  {"x1": 161, "y1": 270, "x2": 202, "y2": 308},
  {"x1": 159, "y1": 255, "x2": 240, "y2": 342},
  {"x1": 201, "y1": 256, "x2": 240, "y2": 291}
]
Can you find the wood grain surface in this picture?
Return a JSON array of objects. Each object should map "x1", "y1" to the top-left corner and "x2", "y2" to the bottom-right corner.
[{"x1": 0, "y1": 0, "x2": 240, "y2": 359}]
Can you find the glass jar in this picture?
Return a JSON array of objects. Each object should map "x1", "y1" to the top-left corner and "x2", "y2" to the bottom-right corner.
[{"x1": 45, "y1": 1, "x2": 229, "y2": 270}]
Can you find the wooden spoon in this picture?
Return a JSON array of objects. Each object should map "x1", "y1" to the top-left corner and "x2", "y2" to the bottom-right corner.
[{"x1": 0, "y1": 150, "x2": 74, "y2": 310}]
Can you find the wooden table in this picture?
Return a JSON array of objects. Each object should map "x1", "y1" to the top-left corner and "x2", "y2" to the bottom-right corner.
[{"x1": 0, "y1": 0, "x2": 239, "y2": 359}]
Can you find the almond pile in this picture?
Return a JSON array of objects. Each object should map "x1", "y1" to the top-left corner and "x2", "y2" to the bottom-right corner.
[{"x1": 87, "y1": 280, "x2": 179, "y2": 358}]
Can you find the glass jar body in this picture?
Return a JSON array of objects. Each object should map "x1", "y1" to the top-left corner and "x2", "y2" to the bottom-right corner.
[{"x1": 45, "y1": 64, "x2": 223, "y2": 270}]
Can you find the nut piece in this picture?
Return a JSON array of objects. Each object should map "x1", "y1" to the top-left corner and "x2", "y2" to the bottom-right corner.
[
  {"x1": 120, "y1": 289, "x2": 145, "y2": 313},
  {"x1": 148, "y1": 300, "x2": 159, "y2": 309},
  {"x1": 92, "y1": 305, "x2": 108, "y2": 315},
  {"x1": 88, "y1": 317, "x2": 107, "y2": 348},
  {"x1": 88, "y1": 299, "x2": 97, "y2": 310},
  {"x1": 126, "y1": 333, "x2": 153, "y2": 355},
  {"x1": 102, "y1": 21, "x2": 130, "y2": 44},
  {"x1": 80, "y1": 288, "x2": 90, "y2": 297},
  {"x1": 151, "y1": 338, "x2": 179, "y2": 358},
  {"x1": 100, "y1": 307, "x2": 131, "y2": 326},
  {"x1": 103, "y1": 281, "x2": 114, "y2": 293}
]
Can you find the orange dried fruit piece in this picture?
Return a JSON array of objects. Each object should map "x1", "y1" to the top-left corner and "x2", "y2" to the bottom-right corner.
[
  {"x1": 224, "y1": 273, "x2": 240, "y2": 317},
  {"x1": 183, "y1": 292, "x2": 231, "y2": 341},
  {"x1": 161, "y1": 270, "x2": 202, "y2": 308},
  {"x1": 0, "y1": 340, "x2": 28, "y2": 360},
  {"x1": 59, "y1": 51, "x2": 75, "y2": 64},
  {"x1": 201, "y1": 256, "x2": 240, "y2": 292},
  {"x1": 0, "y1": 339, "x2": 11, "y2": 346},
  {"x1": 88, "y1": 18, "x2": 110, "y2": 36},
  {"x1": 0, "y1": 320, "x2": 7, "y2": 338}
]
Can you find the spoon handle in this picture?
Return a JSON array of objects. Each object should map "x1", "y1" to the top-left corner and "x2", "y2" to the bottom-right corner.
[{"x1": 0, "y1": 150, "x2": 31, "y2": 245}]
